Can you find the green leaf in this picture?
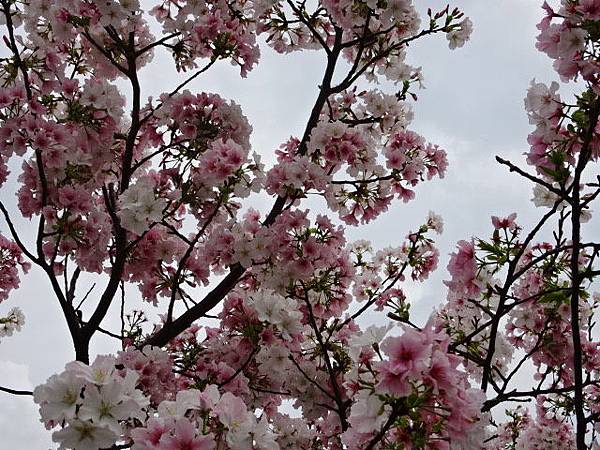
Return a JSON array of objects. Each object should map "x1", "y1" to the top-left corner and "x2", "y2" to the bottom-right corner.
[{"x1": 539, "y1": 289, "x2": 569, "y2": 305}]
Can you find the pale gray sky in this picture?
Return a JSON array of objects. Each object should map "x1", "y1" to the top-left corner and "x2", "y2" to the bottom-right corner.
[{"x1": 0, "y1": 1, "x2": 575, "y2": 447}]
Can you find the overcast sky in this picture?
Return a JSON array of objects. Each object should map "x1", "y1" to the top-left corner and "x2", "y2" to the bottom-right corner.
[{"x1": 0, "y1": 1, "x2": 577, "y2": 447}]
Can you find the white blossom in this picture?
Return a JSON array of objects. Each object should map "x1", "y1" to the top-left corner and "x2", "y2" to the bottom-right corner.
[{"x1": 447, "y1": 18, "x2": 473, "y2": 50}]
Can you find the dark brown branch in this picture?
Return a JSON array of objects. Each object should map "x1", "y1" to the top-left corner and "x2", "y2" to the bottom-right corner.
[
  {"x1": 94, "y1": 326, "x2": 125, "y2": 341},
  {"x1": 483, "y1": 380, "x2": 600, "y2": 412},
  {"x1": 135, "y1": 32, "x2": 181, "y2": 57},
  {"x1": 481, "y1": 198, "x2": 562, "y2": 391},
  {"x1": 569, "y1": 97, "x2": 600, "y2": 449},
  {"x1": 301, "y1": 284, "x2": 349, "y2": 430},
  {"x1": 80, "y1": 35, "x2": 143, "y2": 360},
  {"x1": 286, "y1": 0, "x2": 332, "y2": 56},
  {"x1": 365, "y1": 401, "x2": 407, "y2": 450},
  {"x1": 166, "y1": 197, "x2": 225, "y2": 324},
  {"x1": 0, "y1": 385, "x2": 33, "y2": 396},
  {"x1": 0, "y1": 201, "x2": 38, "y2": 263},
  {"x1": 495, "y1": 156, "x2": 565, "y2": 199},
  {"x1": 142, "y1": 264, "x2": 246, "y2": 347}
]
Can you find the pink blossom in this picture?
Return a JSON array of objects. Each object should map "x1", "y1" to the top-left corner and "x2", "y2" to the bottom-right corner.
[
  {"x1": 159, "y1": 419, "x2": 215, "y2": 450},
  {"x1": 377, "y1": 329, "x2": 429, "y2": 396},
  {"x1": 491, "y1": 212, "x2": 518, "y2": 231}
]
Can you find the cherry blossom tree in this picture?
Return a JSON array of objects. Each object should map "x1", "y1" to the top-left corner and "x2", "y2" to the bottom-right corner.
[{"x1": 0, "y1": 0, "x2": 598, "y2": 449}]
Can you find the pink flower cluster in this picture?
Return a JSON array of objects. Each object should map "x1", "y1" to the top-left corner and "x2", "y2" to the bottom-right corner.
[
  {"x1": 524, "y1": 1, "x2": 600, "y2": 177},
  {"x1": 504, "y1": 242, "x2": 600, "y2": 386},
  {"x1": 322, "y1": 0, "x2": 420, "y2": 33},
  {"x1": 116, "y1": 347, "x2": 184, "y2": 405},
  {"x1": 436, "y1": 218, "x2": 522, "y2": 380},
  {"x1": 523, "y1": 79, "x2": 565, "y2": 173},
  {"x1": 0, "y1": 234, "x2": 30, "y2": 302},
  {"x1": 146, "y1": 91, "x2": 260, "y2": 215},
  {"x1": 438, "y1": 208, "x2": 600, "y2": 446},
  {"x1": 537, "y1": 0, "x2": 599, "y2": 84},
  {"x1": 150, "y1": 0, "x2": 260, "y2": 75},
  {"x1": 384, "y1": 129, "x2": 448, "y2": 196},
  {"x1": 444, "y1": 240, "x2": 480, "y2": 299},
  {"x1": 514, "y1": 401, "x2": 575, "y2": 449},
  {"x1": 351, "y1": 219, "x2": 442, "y2": 309},
  {"x1": 308, "y1": 121, "x2": 369, "y2": 168},
  {"x1": 131, "y1": 386, "x2": 279, "y2": 450},
  {"x1": 22, "y1": 0, "x2": 155, "y2": 78},
  {"x1": 342, "y1": 325, "x2": 484, "y2": 449},
  {"x1": 265, "y1": 141, "x2": 330, "y2": 196},
  {"x1": 278, "y1": 116, "x2": 450, "y2": 225},
  {"x1": 154, "y1": 91, "x2": 252, "y2": 155},
  {"x1": 121, "y1": 227, "x2": 188, "y2": 304},
  {"x1": 229, "y1": 210, "x2": 355, "y2": 314}
]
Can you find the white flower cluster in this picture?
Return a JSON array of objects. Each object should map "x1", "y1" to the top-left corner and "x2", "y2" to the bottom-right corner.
[
  {"x1": 118, "y1": 177, "x2": 168, "y2": 235},
  {"x1": 346, "y1": 390, "x2": 391, "y2": 434},
  {"x1": 524, "y1": 79, "x2": 562, "y2": 128},
  {"x1": 426, "y1": 210, "x2": 444, "y2": 234},
  {"x1": 446, "y1": 18, "x2": 473, "y2": 50},
  {"x1": 248, "y1": 290, "x2": 304, "y2": 340},
  {"x1": 362, "y1": 90, "x2": 414, "y2": 133},
  {"x1": 33, "y1": 355, "x2": 149, "y2": 450},
  {"x1": 80, "y1": 79, "x2": 126, "y2": 121},
  {"x1": 0, "y1": 307, "x2": 24, "y2": 340},
  {"x1": 96, "y1": 0, "x2": 141, "y2": 28}
]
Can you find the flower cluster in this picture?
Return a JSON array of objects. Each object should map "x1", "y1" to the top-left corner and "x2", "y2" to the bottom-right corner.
[
  {"x1": 265, "y1": 141, "x2": 330, "y2": 197},
  {"x1": 291, "y1": 119, "x2": 448, "y2": 225},
  {"x1": 342, "y1": 325, "x2": 484, "y2": 449},
  {"x1": 121, "y1": 227, "x2": 189, "y2": 303},
  {"x1": 536, "y1": 0, "x2": 599, "y2": 84},
  {"x1": 514, "y1": 416, "x2": 575, "y2": 449},
  {"x1": 384, "y1": 129, "x2": 448, "y2": 189},
  {"x1": 524, "y1": 0, "x2": 600, "y2": 179},
  {"x1": 132, "y1": 387, "x2": 279, "y2": 450},
  {"x1": 257, "y1": 1, "x2": 471, "y2": 86},
  {"x1": 116, "y1": 347, "x2": 183, "y2": 405},
  {"x1": 436, "y1": 216, "x2": 520, "y2": 380},
  {"x1": 150, "y1": 0, "x2": 260, "y2": 75},
  {"x1": 145, "y1": 91, "x2": 260, "y2": 217},
  {"x1": 0, "y1": 234, "x2": 30, "y2": 302},
  {"x1": 446, "y1": 17, "x2": 473, "y2": 49},
  {"x1": 247, "y1": 290, "x2": 303, "y2": 340},
  {"x1": 33, "y1": 355, "x2": 149, "y2": 450},
  {"x1": 439, "y1": 210, "x2": 600, "y2": 445},
  {"x1": 0, "y1": 307, "x2": 25, "y2": 342},
  {"x1": 506, "y1": 399, "x2": 576, "y2": 449},
  {"x1": 118, "y1": 176, "x2": 168, "y2": 236},
  {"x1": 153, "y1": 91, "x2": 252, "y2": 154},
  {"x1": 22, "y1": 0, "x2": 155, "y2": 79},
  {"x1": 264, "y1": 86, "x2": 448, "y2": 225},
  {"x1": 504, "y1": 241, "x2": 600, "y2": 385},
  {"x1": 230, "y1": 210, "x2": 354, "y2": 306}
]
